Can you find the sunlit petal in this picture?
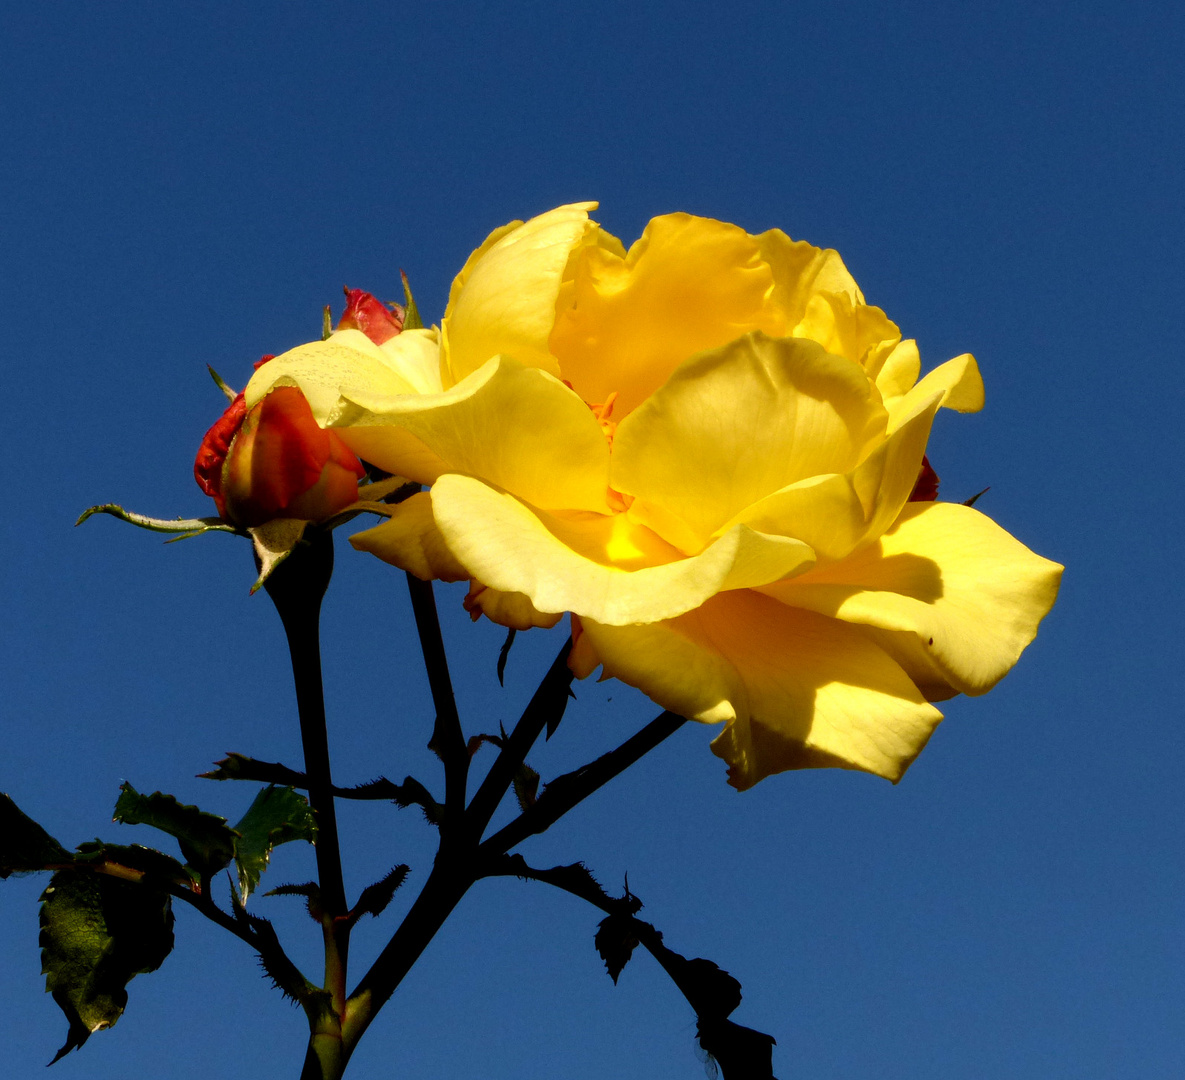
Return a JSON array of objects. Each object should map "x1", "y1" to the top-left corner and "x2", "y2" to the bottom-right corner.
[
  {"x1": 576, "y1": 590, "x2": 942, "y2": 788},
  {"x1": 428, "y1": 474, "x2": 816, "y2": 625}
]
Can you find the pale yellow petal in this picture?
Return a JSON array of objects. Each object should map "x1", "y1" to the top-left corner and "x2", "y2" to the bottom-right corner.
[
  {"x1": 244, "y1": 328, "x2": 440, "y2": 417},
  {"x1": 550, "y1": 214, "x2": 784, "y2": 417},
  {"x1": 331, "y1": 357, "x2": 612, "y2": 512},
  {"x1": 349, "y1": 492, "x2": 469, "y2": 582},
  {"x1": 577, "y1": 590, "x2": 943, "y2": 788},
  {"x1": 441, "y1": 203, "x2": 597, "y2": 385},
  {"x1": 761, "y1": 501, "x2": 1063, "y2": 696},
  {"x1": 612, "y1": 333, "x2": 888, "y2": 551},
  {"x1": 885, "y1": 353, "x2": 984, "y2": 432},
  {"x1": 428, "y1": 474, "x2": 816, "y2": 626}
]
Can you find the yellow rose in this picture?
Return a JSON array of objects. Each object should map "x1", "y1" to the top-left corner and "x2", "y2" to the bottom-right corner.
[{"x1": 245, "y1": 204, "x2": 1061, "y2": 789}]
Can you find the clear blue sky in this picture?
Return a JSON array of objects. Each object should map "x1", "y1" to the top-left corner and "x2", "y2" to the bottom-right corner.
[{"x1": 2, "y1": 2, "x2": 1181, "y2": 1077}]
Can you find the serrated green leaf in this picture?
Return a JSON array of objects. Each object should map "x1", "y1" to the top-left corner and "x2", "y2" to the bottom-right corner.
[
  {"x1": 113, "y1": 783, "x2": 237, "y2": 878},
  {"x1": 232, "y1": 786, "x2": 317, "y2": 901},
  {"x1": 0, "y1": 793, "x2": 72, "y2": 877},
  {"x1": 400, "y1": 270, "x2": 423, "y2": 330},
  {"x1": 40, "y1": 868, "x2": 174, "y2": 1062}
]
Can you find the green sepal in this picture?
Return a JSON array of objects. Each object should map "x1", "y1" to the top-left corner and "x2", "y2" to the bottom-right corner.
[
  {"x1": 39, "y1": 867, "x2": 174, "y2": 1062},
  {"x1": 322, "y1": 304, "x2": 333, "y2": 341},
  {"x1": 400, "y1": 270, "x2": 423, "y2": 330},
  {"x1": 0, "y1": 793, "x2": 72, "y2": 877},
  {"x1": 76, "y1": 504, "x2": 237, "y2": 538},
  {"x1": 232, "y1": 786, "x2": 317, "y2": 902},
  {"x1": 207, "y1": 365, "x2": 237, "y2": 402},
  {"x1": 113, "y1": 783, "x2": 238, "y2": 878},
  {"x1": 248, "y1": 518, "x2": 308, "y2": 593}
]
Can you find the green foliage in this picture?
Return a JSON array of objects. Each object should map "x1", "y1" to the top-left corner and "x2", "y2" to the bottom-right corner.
[
  {"x1": 39, "y1": 868, "x2": 174, "y2": 1062},
  {"x1": 74, "y1": 841, "x2": 194, "y2": 884},
  {"x1": 113, "y1": 783, "x2": 238, "y2": 878},
  {"x1": 0, "y1": 793, "x2": 71, "y2": 877},
  {"x1": 232, "y1": 786, "x2": 317, "y2": 901}
]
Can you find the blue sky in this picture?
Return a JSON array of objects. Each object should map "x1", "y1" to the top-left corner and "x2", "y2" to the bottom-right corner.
[{"x1": 1, "y1": 2, "x2": 1181, "y2": 1077}]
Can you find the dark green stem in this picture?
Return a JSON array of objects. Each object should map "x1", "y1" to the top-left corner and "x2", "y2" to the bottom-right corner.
[
  {"x1": 464, "y1": 639, "x2": 573, "y2": 841},
  {"x1": 264, "y1": 530, "x2": 351, "y2": 1064},
  {"x1": 405, "y1": 574, "x2": 468, "y2": 834},
  {"x1": 480, "y1": 711, "x2": 686, "y2": 856}
]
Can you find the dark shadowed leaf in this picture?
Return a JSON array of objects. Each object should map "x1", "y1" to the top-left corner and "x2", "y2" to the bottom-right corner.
[
  {"x1": 352, "y1": 865, "x2": 410, "y2": 921},
  {"x1": 594, "y1": 912, "x2": 639, "y2": 984},
  {"x1": 232, "y1": 786, "x2": 317, "y2": 901},
  {"x1": 512, "y1": 763, "x2": 540, "y2": 811},
  {"x1": 73, "y1": 842, "x2": 194, "y2": 885},
  {"x1": 0, "y1": 793, "x2": 72, "y2": 877},
  {"x1": 496, "y1": 627, "x2": 516, "y2": 686},
  {"x1": 696, "y1": 1017, "x2": 777, "y2": 1080},
  {"x1": 113, "y1": 783, "x2": 237, "y2": 877},
  {"x1": 199, "y1": 752, "x2": 307, "y2": 786},
  {"x1": 263, "y1": 881, "x2": 323, "y2": 920},
  {"x1": 40, "y1": 868, "x2": 174, "y2": 1062}
]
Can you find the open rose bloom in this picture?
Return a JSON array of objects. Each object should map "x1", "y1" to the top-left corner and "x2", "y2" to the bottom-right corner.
[{"x1": 245, "y1": 203, "x2": 1061, "y2": 789}]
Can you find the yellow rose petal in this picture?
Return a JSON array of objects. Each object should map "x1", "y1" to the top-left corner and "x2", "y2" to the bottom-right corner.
[
  {"x1": 885, "y1": 352, "x2": 984, "y2": 433},
  {"x1": 718, "y1": 390, "x2": 939, "y2": 562},
  {"x1": 789, "y1": 290, "x2": 901, "y2": 373},
  {"x1": 442, "y1": 203, "x2": 597, "y2": 385},
  {"x1": 245, "y1": 328, "x2": 440, "y2": 417},
  {"x1": 762, "y1": 501, "x2": 1063, "y2": 696},
  {"x1": 577, "y1": 590, "x2": 943, "y2": 788},
  {"x1": 349, "y1": 492, "x2": 469, "y2": 582},
  {"x1": 612, "y1": 332, "x2": 888, "y2": 550},
  {"x1": 428, "y1": 474, "x2": 816, "y2": 626},
  {"x1": 550, "y1": 213, "x2": 783, "y2": 416},
  {"x1": 331, "y1": 356, "x2": 612, "y2": 512}
]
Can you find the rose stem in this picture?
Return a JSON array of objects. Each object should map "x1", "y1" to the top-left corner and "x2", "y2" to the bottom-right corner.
[
  {"x1": 404, "y1": 574, "x2": 468, "y2": 834},
  {"x1": 479, "y1": 710, "x2": 686, "y2": 856},
  {"x1": 263, "y1": 530, "x2": 351, "y2": 1026}
]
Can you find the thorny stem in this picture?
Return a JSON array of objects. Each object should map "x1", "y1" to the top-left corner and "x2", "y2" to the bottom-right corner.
[
  {"x1": 463, "y1": 638, "x2": 574, "y2": 841},
  {"x1": 480, "y1": 711, "x2": 686, "y2": 856}
]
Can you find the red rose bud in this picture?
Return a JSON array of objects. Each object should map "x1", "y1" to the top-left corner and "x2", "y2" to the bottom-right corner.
[
  {"x1": 336, "y1": 287, "x2": 404, "y2": 345},
  {"x1": 195, "y1": 381, "x2": 365, "y2": 528}
]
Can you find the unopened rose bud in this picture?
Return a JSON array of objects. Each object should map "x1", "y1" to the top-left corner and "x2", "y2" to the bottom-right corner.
[
  {"x1": 195, "y1": 361, "x2": 365, "y2": 528},
  {"x1": 337, "y1": 287, "x2": 405, "y2": 344}
]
